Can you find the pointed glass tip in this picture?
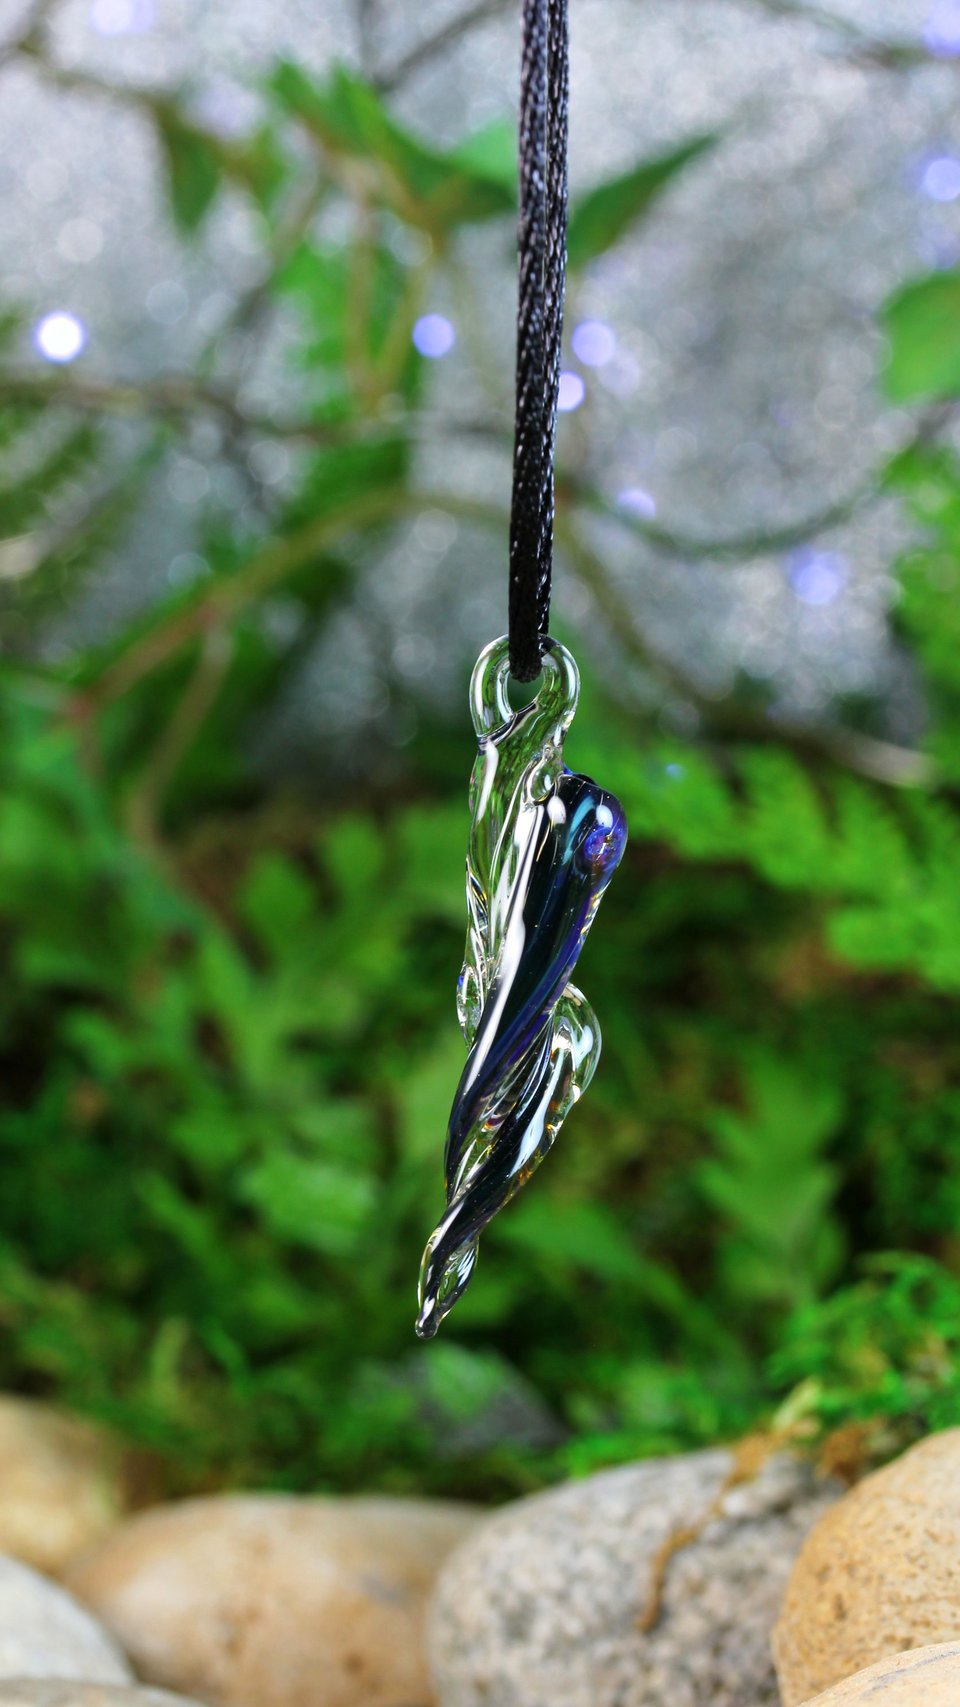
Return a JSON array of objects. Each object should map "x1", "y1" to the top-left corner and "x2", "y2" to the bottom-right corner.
[{"x1": 414, "y1": 1299, "x2": 440, "y2": 1340}]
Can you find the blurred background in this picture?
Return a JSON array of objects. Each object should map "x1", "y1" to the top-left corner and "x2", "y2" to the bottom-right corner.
[{"x1": 1, "y1": 0, "x2": 960, "y2": 1500}]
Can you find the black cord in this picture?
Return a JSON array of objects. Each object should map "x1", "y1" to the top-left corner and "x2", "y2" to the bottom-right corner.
[{"x1": 508, "y1": 0, "x2": 569, "y2": 683}]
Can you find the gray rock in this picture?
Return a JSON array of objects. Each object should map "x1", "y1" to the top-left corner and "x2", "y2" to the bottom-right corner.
[
  {"x1": 0, "y1": 1558, "x2": 130, "y2": 1685},
  {"x1": 0, "y1": 1690, "x2": 200, "y2": 1707},
  {"x1": 429, "y1": 1448, "x2": 838, "y2": 1707}
]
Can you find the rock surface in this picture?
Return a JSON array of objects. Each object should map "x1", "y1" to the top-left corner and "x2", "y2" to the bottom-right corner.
[
  {"x1": 774, "y1": 1429, "x2": 960, "y2": 1706},
  {"x1": 800, "y1": 1642, "x2": 960, "y2": 1705},
  {"x1": 0, "y1": 1400, "x2": 124, "y2": 1575},
  {"x1": 428, "y1": 1447, "x2": 837, "y2": 1707},
  {"x1": 67, "y1": 1494, "x2": 481, "y2": 1707},
  {"x1": 0, "y1": 1690, "x2": 200, "y2": 1707},
  {"x1": 0, "y1": 1557, "x2": 129, "y2": 1684}
]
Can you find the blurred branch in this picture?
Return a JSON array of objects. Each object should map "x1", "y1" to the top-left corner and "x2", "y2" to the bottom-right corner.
[
  {"x1": 575, "y1": 401, "x2": 957, "y2": 565},
  {"x1": 352, "y1": 0, "x2": 381, "y2": 79},
  {"x1": 0, "y1": 0, "x2": 58, "y2": 69},
  {"x1": 69, "y1": 476, "x2": 935, "y2": 790},
  {"x1": 124, "y1": 625, "x2": 233, "y2": 848},
  {"x1": 0, "y1": 372, "x2": 343, "y2": 446},
  {"x1": 731, "y1": 0, "x2": 932, "y2": 70},
  {"x1": 224, "y1": 176, "x2": 330, "y2": 344},
  {"x1": 0, "y1": 432, "x2": 165, "y2": 595},
  {"x1": 72, "y1": 486, "x2": 501, "y2": 710},
  {"x1": 13, "y1": 370, "x2": 941, "y2": 583},
  {"x1": 14, "y1": 36, "x2": 167, "y2": 104},
  {"x1": 376, "y1": 0, "x2": 514, "y2": 91},
  {"x1": 576, "y1": 479, "x2": 872, "y2": 567},
  {"x1": 558, "y1": 512, "x2": 935, "y2": 788}
]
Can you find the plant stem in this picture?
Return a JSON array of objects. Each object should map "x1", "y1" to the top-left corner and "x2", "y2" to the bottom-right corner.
[
  {"x1": 72, "y1": 481, "x2": 934, "y2": 790},
  {"x1": 124, "y1": 625, "x2": 234, "y2": 848}
]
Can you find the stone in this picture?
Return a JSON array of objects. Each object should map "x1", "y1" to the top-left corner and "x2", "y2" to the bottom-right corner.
[
  {"x1": 773, "y1": 1429, "x2": 960, "y2": 1706},
  {"x1": 0, "y1": 1557, "x2": 130, "y2": 1683},
  {"x1": 67, "y1": 1494, "x2": 481, "y2": 1707},
  {"x1": 0, "y1": 1400, "x2": 125, "y2": 1575},
  {"x1": 0, "y1": 1690, "x2": 200, "y2": 1707},
  {"x1": 799, "y1": 1642, "x2": 960, "y2": 1705},
  {"x1": 428, "y1": 1446, "x2": 838, "y2": 1707}
]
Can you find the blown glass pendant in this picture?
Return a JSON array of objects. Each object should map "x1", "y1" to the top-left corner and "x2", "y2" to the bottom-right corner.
[{"x1": 415, "y1": 636, "x2": 627, "y2": 1338}]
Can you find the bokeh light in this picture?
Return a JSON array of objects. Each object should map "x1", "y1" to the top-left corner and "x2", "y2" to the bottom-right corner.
[
  {"x1": 32, "y1": 311, "x2": 87, "y2": 364},
  {"x1": 557, "y1": 370, "x2": 585, "y2": 412},
  {"x1": 919, "y1": 154, "x2": 960, "y2": 202},
  {"x1": 786, "y1": 547, "x2": 847, "y2": 607},
  {"x1": 924, "y1": 0, "x2": 960, "y2": 56},
  {"x1": 616, "y1": 485, "x2": 657, "y2": 519},
  {"x1": 89, "y1": 0, "x2": 155, "y2": 35},
  {"x1": 571, "y1": 320, "x2": 616, "y2": 368},
  {"x1": 412, "y1": 314, "x2": 455, "y2": 358}
]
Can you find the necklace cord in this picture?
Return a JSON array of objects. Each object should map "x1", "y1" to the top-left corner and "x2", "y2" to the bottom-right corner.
[{"x1": 507, "y1": 0, "x2": 570, "y2": 684}]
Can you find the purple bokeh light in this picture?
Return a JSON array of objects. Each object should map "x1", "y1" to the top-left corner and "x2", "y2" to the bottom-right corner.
[
  {"x1": 32, "y1": 311, "x2": 87, "y2": 364},
  {"x1": 89, "y1": 0, "x2": 155, "y2": 35},
  {"x1": 786, "y1": 547, "x2": 847, "y2": 607},
  {"x1": 557, "y1": 370, "x2": 585, "y2": 412},
  {"x1": 919, "y1": 154, "x2": 960, "y2": 202},
  {"x1": 571, "y1": 320, "x2": 616, "y2": 368},
  {"x1": 616, "y1": 486, "x2": 657, "y2": 520},
  {"x1": 412, "y1": 314, "x2": 455, "y2": 359},
  {"x1": 924, "y1": 0, "x2": 960, "y2": 55}
]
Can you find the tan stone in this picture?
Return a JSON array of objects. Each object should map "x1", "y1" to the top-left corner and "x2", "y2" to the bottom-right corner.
[
  {"x1": 67, "y1": 1494, "x2": 481, "y2": 1707},
  {"x1": 800, "y1": 1642, "x2": 960, "y2": 1705},
  {"x1": 774, "y1": 1429, "x2": 960, "y2": 1706},
  {"x1": 0, "y1": 1689, "x2": 199, "y2": 1707},
  {"x1": 0, "y1": 1401, "x2": 124, "y2": 1574}
]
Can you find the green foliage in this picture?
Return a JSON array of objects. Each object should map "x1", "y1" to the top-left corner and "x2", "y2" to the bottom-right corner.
[
  {"x1": 153, "y1": 104, "x2": 225, "y2": 234},
  {"x1": 699, "y1": 1055, "x2": 844, "y2": 1310},
  {"x1": 772, "y1": 1257, "x2": 960, "y2": 1442},
  {"x1": 881, "y1": 269, "x2": 960, "y2": 403},
  {"x1": 270, "y1": 62, "x2": 516, "y2": 233},
  {"x1": 1, "y1": 37, "x2": 960, "y2": 1502},
  {"x1": 567, "y1": 133, "x2": 717, "y2": 269},
  {"x1": 884, "y1": 444, "x2": 960, "y2": 778},
  {"x1": 4, "y1": 660, "x2": 960, "y2": 1493}
]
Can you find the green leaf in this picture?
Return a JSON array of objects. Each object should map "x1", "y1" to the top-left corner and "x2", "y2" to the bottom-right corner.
[
  {"x1": 239, "y1": 1152, "x2": 376, "y2": 1255},
  {"x1": 278, "y1": 242, "x2": 419, "y2": 403},
  {"x1": 270, "y1": 62, "x2": 514, "y2": 231},
  {"x1": 154, "y1": 105, "x2": 224, "y2": 234},
  {"x1": 224, "y1": 123, "x2": 288, "y2": 214},
  {"x1": 881, "y1": 269, "x2": 960, "y2": 403},
  {"x1": 446, "y1": 117, "x2": 517, "y2": 211},
  {"x1": 322, "y1": 815, "x2": 385, "y2": 903},
  {"x1": 239, "y1": 854, "x2": 317, "y2": 960},
  {"x1": 291, "y1": 437, "x2": 409, "y2": 520},
  {"x1": 567, "y1": 133, "x2": 716, "y2": 270}
]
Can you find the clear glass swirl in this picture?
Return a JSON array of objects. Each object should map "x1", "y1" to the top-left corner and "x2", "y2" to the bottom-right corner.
[{"x1": 416, "y1": 636, "x2": 627, "y2": 1338}]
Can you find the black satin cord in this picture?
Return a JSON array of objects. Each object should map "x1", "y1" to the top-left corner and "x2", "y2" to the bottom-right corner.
[{"x1": 507, "y1": 0, "x2": 569, "y2": 683}]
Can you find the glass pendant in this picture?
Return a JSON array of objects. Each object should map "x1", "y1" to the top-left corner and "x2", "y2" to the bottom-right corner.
[{"x1": 416, "y1": 635, "x2": 627, "y2": 1338}]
